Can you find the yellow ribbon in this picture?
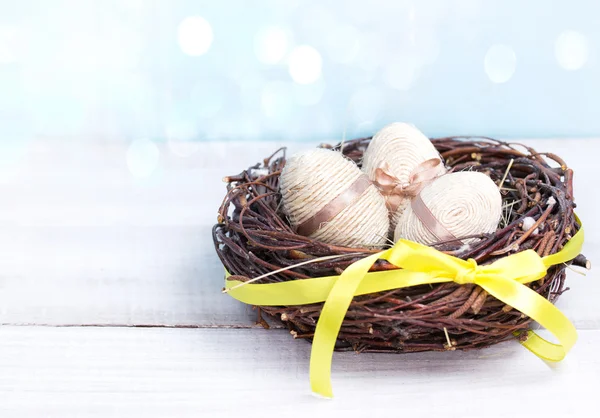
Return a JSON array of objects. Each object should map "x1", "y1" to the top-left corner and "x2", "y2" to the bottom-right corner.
[{"x1": 225, "y1": 222, "x2": 584, "y2": 398}]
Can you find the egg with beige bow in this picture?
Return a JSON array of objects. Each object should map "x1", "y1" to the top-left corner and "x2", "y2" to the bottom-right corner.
[
  {"x1": 394, "y1": 170, "x2": 503, "y2": 245},
  {"x1": 362, "y1": 122, "x2": 447, "y2": 231},
  {"x1": 362, "y1": 122, "x2": 503, "y2": 245},
  {"x1": 279, "y1": 148, "x2": 389, "y2": 248}
]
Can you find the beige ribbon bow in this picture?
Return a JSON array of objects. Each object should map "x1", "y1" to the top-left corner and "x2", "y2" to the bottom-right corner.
[
  {"x1": 372, "y1": 157, "x2": 459, "y2": 243},
  {"x1": 372, "y1": 158, "x2": 444, "y2": 213}
]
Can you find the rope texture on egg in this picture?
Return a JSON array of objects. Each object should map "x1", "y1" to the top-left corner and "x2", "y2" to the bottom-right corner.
[
  {"x1": 362, "y1": 122, "x2": 446, "y2": 230},
  {"x1": 280, "y1": 148, "x2": 389, "y2": 249},
  {"x1": 394, "y1": 171, "x2": 503, "y2": 245}
]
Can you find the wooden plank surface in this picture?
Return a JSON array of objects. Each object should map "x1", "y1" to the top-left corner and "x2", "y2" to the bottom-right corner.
[
  {"x1": 0, "y1": 138, "x2": 598, "y2": 327},
  {"x1": 0, "y1": 326, "x2": 599, "y2": 418},
  {"x1": 0, "y1": 139, "x2": 299, "y2": 327}
]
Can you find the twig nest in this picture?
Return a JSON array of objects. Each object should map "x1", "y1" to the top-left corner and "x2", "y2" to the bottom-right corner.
[
  {"x1": 394, "y1": 171, "x2": 502, "y2": 245},
  {"x1": 362, "y1": 122, "x2": 447, "y2": 230},
  {"x1": 280, "y1": 148, "x2": 389, "y2": 248}
]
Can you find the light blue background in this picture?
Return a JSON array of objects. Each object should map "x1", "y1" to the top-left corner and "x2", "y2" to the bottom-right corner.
[{"x1": 0, "y1": 0, "x2": 598, "y2": 144}]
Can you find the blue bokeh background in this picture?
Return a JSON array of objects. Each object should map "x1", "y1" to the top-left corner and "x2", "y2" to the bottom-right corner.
[{"x1": 0, "y1": 0, "x2": 598, "y2": 144}]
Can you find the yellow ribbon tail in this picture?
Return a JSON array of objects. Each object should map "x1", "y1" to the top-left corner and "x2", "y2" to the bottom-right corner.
[
  {"x1": 477, "y1": 277, "x2": 577, "y2": 361},
  {"x1": 309, "y1": 251, "x2": 387, "y2": 398},
  {"x1": 519, "y1": 330, "x2": 572, "y2": 361},
  {"x1": 513, "y1": 219, "x2": 583, "y2": 360}
]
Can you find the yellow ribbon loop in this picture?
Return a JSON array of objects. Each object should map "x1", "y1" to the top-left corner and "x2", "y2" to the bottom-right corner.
[{"x1": 225, "y1": 220, "x2": 585, "y2": 399}]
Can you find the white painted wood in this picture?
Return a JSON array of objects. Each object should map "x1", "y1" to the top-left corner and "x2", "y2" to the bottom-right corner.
[
  {"x1": 0, "y1": 139, "x2": 598, "y2": 327},
  {"x1": 0, "y1": 326, "x2": 598, "y2": 418},
  {"x1": 0, "y1": 139, "x2": 305, "y2": 327}
]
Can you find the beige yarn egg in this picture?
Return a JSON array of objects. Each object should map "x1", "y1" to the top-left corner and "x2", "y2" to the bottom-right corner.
[
  {"x1": 394, "y1": 171, "x2": 502, "y2": 245},
  {"x1": 280, "y1": 148, "x2": 389, "y2": 248},
  {"x1": 362, "y1": 122, "x2": 447, "y2": 230}
]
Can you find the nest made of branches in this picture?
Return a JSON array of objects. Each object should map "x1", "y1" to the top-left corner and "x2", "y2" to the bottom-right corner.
[{"x1": 213, "y1": 136, "x2": 588, "y2": 354}]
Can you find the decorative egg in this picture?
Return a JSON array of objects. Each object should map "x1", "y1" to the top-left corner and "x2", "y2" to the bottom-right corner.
[
  {"x1": 362, "y1": 122, "x2": 447, "y2": 230},
  {"x1": 280, "y1": 148, "x2": 389, "y2": 248},
  {"x1": 394, "y1": 171, "x2": 502, "y2": 245}
]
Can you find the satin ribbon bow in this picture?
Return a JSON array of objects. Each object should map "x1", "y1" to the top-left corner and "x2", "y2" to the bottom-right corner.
[
  {"x1": 225, "y1": 221, "x2": 584, "y2": 399},
  {"x1": 373, "y1": 158, "x2": 444, "y2": 212}
]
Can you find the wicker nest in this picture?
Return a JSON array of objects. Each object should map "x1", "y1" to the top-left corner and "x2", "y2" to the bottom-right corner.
[{"x1": 213, "y1": 136, "x2": 589, "y2": 354}]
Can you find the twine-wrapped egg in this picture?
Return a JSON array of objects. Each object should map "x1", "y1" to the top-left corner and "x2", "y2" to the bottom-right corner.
[
  {"x1": 362, "y1": 122, "x2": 447, "y2": 230},
  {"x1": 394, "y1": 171, "x2": 502, "y2": 245},
  {"x1": 280, "y1": 148, "x2": 389, "y2": 248}
]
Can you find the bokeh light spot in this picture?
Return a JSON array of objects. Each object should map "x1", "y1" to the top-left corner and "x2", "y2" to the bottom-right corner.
[
  {"x1": 178, "y1": 16, "x2": 213, "y2": 57},
  {"x1": 254, "y1": 26, "x2": 290, "y2": 64},
  {"x1": 288, "y1": 45, "x2": 322, "y2": 84},
  {"x1": 555, "y1": 30, "x2": 589, "y2": 71},
  {"x1": 127, "y1": 139, "x2": 160, "y2": 178},
  {"x1": 484, "y1": 44, "x2": 517, "y2": 83}
]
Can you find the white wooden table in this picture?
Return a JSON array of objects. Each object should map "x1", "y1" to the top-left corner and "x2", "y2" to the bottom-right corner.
[{"x1": 0, "y1": 138, "x2": 598, "y2": 417}]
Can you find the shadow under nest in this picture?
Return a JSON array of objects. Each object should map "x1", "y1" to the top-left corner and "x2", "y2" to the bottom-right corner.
[{"x1": 213, "y1": 136, "x2": 588, "y2": 354}]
